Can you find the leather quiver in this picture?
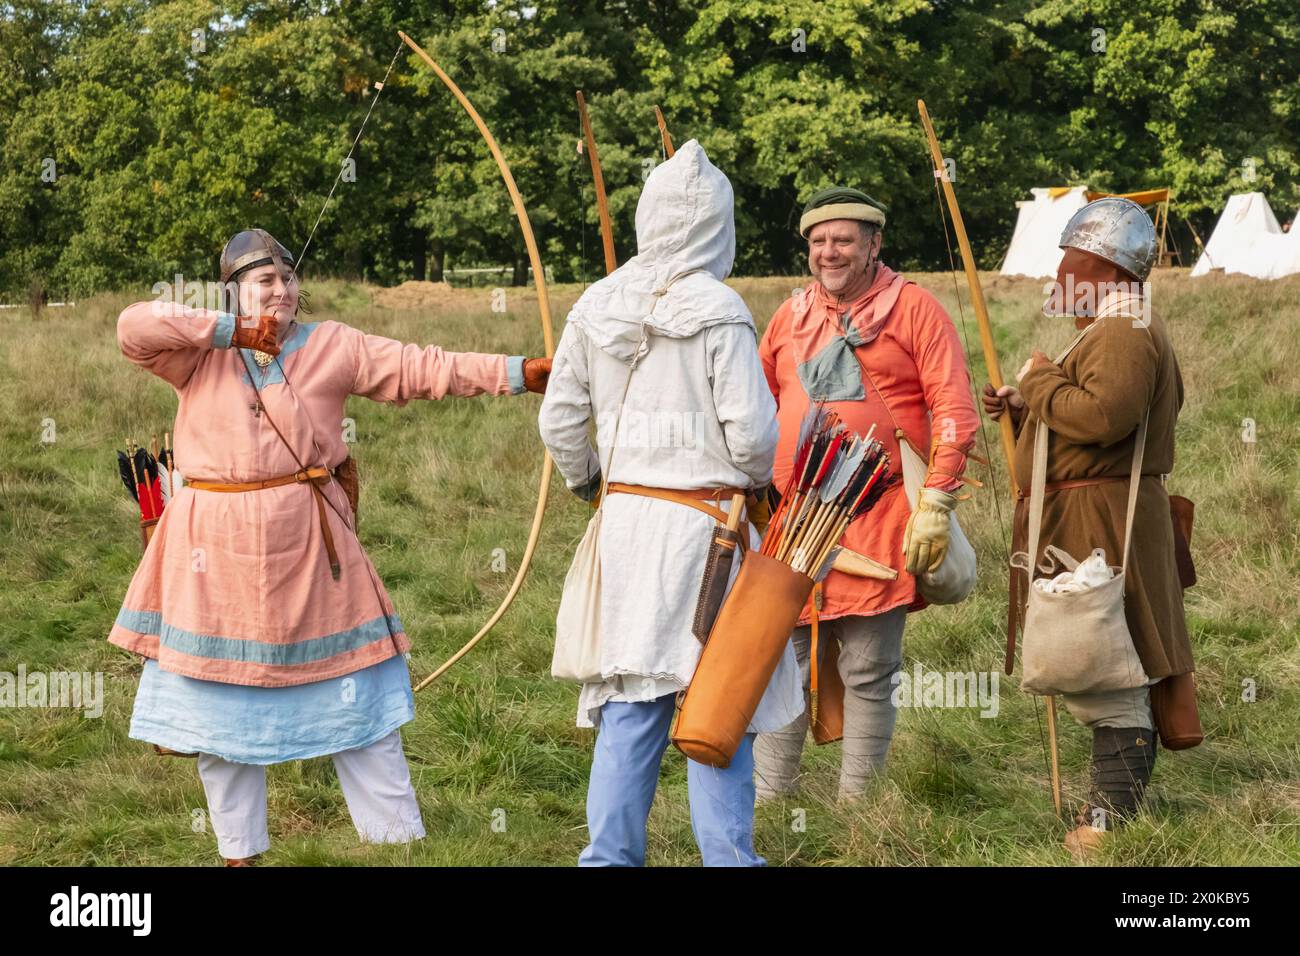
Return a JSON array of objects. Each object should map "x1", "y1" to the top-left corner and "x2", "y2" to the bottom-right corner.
[
  {"x1": 335, "y1": 455, "x2": 360, "y2": 523},
  {"x1": 1169, "y1": 494, "x2": 1196, "y2": 590},
  {"x1": 1151, "y1": 671, "x2": 1204, "y2": 750},
  {"x1": 152, "y1": 744, "x2": 197, "y2": 758},
  {"x1": 672, "y1": 552, "x2": 814, "y2": 767},
  {"x1": 692, "y1": 526, "x2": 740, "y2": 641},
  {"x1": 140, "y1": 517, "x2": 160, "y2": 550}
]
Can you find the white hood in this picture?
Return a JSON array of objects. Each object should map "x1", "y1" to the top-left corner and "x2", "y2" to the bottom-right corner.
[{"x1": 565, "y1": 139, "x2": 753, "y2": 365}]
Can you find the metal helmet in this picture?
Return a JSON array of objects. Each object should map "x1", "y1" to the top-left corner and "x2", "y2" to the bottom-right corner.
[
  {"x1": 1058, "y1": 197, "x2": 1157, "y2": 280},
  {"x1": 220, "y1": 228, "x2": 294, "y2": 284}
]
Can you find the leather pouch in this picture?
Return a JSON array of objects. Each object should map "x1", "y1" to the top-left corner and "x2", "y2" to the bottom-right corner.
[
  {"x1": 335, "y1": 455, "x2": 360, "y2": 523},
  {"x1": 692, "y1": 527, "x2": 740, "y2": 641},
  {"x1": 1151, "y1": 671, "x2": 1204, "y2": 750}
]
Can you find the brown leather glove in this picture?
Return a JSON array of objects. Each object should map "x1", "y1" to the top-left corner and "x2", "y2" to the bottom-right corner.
[
  {"x1": 523, "y1": 357, "x2": 552, "y2": 394},
  {"x1": 746, "y1": 488, "x2": 772, "y2": 536},
  {"x1": 232, "y1": 315, "x2": 280, "y2": 356}
]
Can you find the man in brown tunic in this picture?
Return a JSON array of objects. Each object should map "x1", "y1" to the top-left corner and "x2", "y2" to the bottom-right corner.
[{"x1": 984, "y1": 197, "x2": 1195, "y2": 855}]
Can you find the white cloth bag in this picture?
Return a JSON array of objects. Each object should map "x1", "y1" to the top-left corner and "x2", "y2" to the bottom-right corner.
[
  {"x1": 550, "y1": 327, "x2": 645, "y2": 684},
  {"x1": 551, "y1": 506, "x2": 606, "y2": 683},
  {"x1": 896, "y1": 432, "x2": 977, "y2": 605}
]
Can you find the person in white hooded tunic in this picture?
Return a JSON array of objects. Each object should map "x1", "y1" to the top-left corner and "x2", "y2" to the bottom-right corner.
[{"x1": 538, "y1": 140, "x2": 803, "y2": 866}]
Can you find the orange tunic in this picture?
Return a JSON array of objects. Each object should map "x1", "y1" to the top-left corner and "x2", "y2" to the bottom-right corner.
[{"x1": 759, "y1": 273, "x2": 979, "y2": 623}]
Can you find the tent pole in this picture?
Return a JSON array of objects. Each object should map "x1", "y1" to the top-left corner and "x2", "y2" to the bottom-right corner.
[{"x1": 1158, "y1": 199, "x2": 1171, "y2": 267}]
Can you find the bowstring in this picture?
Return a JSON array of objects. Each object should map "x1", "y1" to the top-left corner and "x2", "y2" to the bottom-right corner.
[
  {"x1": 289, "y1": 42, "x2": 496, "y2": 642},
  {"x1": 294, "y1": 41, "x2": 405, "y2": 280},
  {"x1": 925, "y1": 156, "x2": 1065, "y2": 815},
  {"x1": 240, "y1": 41, "x2": 406, "y2": 653},
  {"x1": 241, "y1": 42, "x2": 532, "y2": 670},
  {"x1": 927, "y1": 172, "x2": 1011, "y2": 559},
  {"x1": 272, "y1": 36, "x2": 479, "y2": 454}
]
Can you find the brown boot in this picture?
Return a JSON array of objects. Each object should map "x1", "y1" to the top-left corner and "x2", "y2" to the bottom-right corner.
[
  {"x1": 1064, "y1": 824, "x2": 1109, "y2": 857},
  {"x1": 223, "y1": 854, "x2": 261, "y2": 867},
  {"x1": 1064, "y1": 804, "x2": 1110, "y2": 858}
]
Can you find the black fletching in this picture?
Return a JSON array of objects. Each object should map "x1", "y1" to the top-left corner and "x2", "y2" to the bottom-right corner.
[
  {"x1": 133, "y1": 447, "x2": 160, "y2": 485},
  {"x1": 116, "y1": 452, "x2": 139, "y2": 501},
  {"x1": 856, "y1": 469, "x2": 899, "y2": 517}
]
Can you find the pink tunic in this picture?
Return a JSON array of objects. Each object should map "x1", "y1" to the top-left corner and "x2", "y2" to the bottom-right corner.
[{"x1": 110, "y1": 302, "x2": 513, "y2": 687}]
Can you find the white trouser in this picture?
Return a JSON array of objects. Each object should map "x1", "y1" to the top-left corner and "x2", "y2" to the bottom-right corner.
[{"x1": 196, "y1": 730, "x2": 425, "y2": 859}]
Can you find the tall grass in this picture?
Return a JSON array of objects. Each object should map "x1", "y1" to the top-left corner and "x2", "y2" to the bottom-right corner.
[{"x1": 0, "y1": 270, "x2": 1296, "y2": 865}]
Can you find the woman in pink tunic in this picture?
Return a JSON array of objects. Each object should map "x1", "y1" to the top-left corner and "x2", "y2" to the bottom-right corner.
[{"x1": 111, "y1": 229, "x2": 550, "y2": 864}]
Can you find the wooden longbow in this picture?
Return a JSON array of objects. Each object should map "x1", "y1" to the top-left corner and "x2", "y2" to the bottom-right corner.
[
  {"x1": 399, "y1": 31, "x2": 557, "y2": 691},
  {"x1": 917, "y1": 99, "x2": 1062, "y2": 817}
]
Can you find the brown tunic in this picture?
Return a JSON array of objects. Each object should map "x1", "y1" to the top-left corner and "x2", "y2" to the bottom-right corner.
[{"x1": 1010, "y1": 301, "x2": 1194, "y2": 680}]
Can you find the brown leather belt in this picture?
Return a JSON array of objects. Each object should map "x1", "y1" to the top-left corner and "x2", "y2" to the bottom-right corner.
[
  {"x1": 606, "y1": 483, "x2": 749, "y2": 548},
  {"x1": 1015, "y1": 475, "x2": 1126, "y2": 500},
  {"x1": 187, "y1": 465, "x2": 342, "y2": 579}
]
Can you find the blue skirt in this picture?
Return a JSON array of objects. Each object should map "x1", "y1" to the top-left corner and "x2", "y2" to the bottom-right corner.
[{"x1": 128, "y1": 654, "x2": 415, "y2": 764}]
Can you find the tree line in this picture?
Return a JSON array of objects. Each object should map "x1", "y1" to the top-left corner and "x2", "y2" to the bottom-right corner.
[{"x1": 2, "y1": 0, "x2": 1296, "y2": 299}]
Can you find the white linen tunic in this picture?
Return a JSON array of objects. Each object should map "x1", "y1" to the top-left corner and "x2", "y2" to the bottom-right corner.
[{"x1": 538, "y1": 139, "x2": 803, "y2": 731}]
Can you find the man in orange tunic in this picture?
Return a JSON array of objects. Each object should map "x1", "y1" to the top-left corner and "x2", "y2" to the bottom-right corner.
[{"x1": 753, "y1": 187, "x2": 980, "y2": 800}]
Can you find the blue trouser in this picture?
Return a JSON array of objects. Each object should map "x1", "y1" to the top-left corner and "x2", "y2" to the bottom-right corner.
[{"x1": 579, "y1": 694, "x2": 764, "y2": 867}]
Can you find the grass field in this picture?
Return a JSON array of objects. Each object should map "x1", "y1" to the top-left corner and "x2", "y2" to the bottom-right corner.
[{"x1": 1, "y1": 270, "x2": 1297, "y2": 866}]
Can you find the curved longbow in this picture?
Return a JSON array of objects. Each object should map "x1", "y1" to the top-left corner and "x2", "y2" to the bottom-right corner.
[{"x1": 399, "y1": 31, "x2": 557, "y2": 691}]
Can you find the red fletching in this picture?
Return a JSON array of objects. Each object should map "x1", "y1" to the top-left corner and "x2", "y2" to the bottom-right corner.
[
  {"x1": 787, "y1": 437, "x2": 811, "y2": 496},
  {"x1": 849, "y1": 459, "x2": 890, "y2": 518},
  {"x1": 811, "y1": 429, "x2": 845, "y2": 488}
]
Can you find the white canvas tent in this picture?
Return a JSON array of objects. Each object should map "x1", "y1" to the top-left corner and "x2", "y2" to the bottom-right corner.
[
  {"x1": 1002, "y1": 186, "x2": 1176, "y2": 277},
  {"x1": 1000, "y1": 186, "x2": 1090, "y2": 278},
  {"x1": 1218, "y1": 226, "x2": 1300, "y2": 280},
  {"x1": 1191, "y1": 193, "x2": 1300, "y2": 280}
]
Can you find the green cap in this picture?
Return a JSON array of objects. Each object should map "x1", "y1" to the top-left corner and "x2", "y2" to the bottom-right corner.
[{"x1": 799, "y1": 186, "x2": 887, "y2": 237}]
